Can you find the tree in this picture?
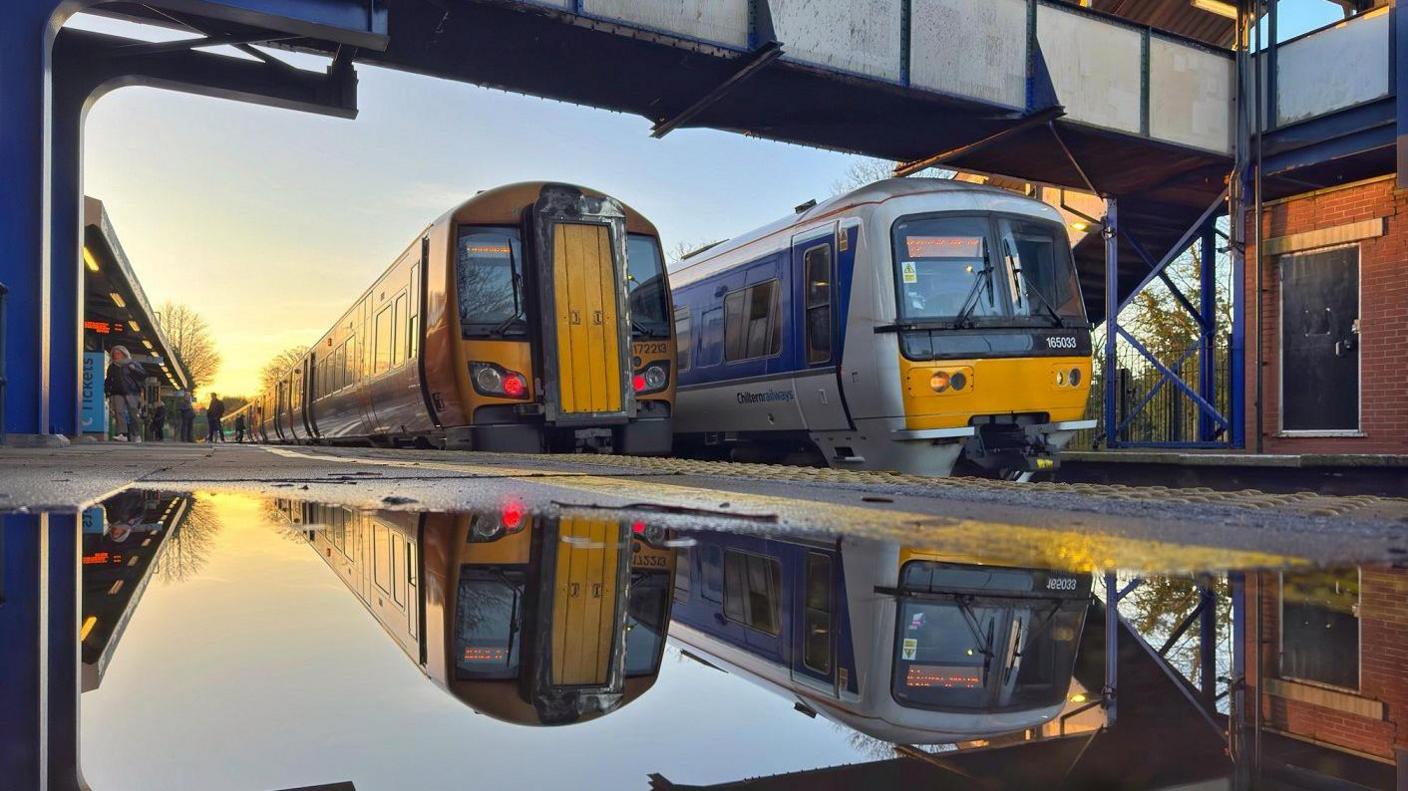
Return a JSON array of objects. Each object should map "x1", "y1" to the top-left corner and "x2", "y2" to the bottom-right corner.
[
  {"x1": 157, "y1": 301, "x2": 221, "y2": 388},
  {"x1": 667, "y1": 239, "x2": 724, "y2": 268},
  {"x1": 830, "y1": 156, "x2": 954, "y2": 196},
  {"x1": 260, "y1": 344, "x2": 309, "y2": 393}
]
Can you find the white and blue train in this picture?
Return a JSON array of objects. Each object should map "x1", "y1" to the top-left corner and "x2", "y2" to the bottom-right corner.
[
  {"x1": 668, "y1": 530, "x2": 1093, "y2": 744},
  {"x1": 669, "y1": 178, "x2": 1096, "y2": 476}
]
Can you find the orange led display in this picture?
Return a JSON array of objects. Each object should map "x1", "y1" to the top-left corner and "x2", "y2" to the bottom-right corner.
[
  {"x1": 905, "y1": 236, "x2": 983, "y2": 259},
  {"x1": 463, "y1": 646, "x2": 509, "y2": 662},
  {"x1": 467, "y1": 245, "x2": 512, "y2": 255},
  {"x1": 904, "y1": 665, "x2": 983, "y2": 689}
]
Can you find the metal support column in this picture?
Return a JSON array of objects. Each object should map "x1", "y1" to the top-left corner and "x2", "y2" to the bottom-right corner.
[
  {"x1": 1198, "y1": 224, "x2": 1219, "y2": 442},
  {"x1": 46, "y1": 513, "x2": 80, "y2": 789},
  {"x1": 1229, "y1": 571, "x2": 1253, "y2": 789},
  {"x1": 1198, "y1": 582, "x2": 1217, "y2": 709},
  {"x1": 1103, "y1": 572, "x2": 1119, "y2": 725},
  {"x1": 0, "y1": 514, "x2": 46, "y2": 790},
  {"x1": 0, "y1": 0, "x2": 65, "y2": 441},
  {"x1": 1102, "y1": 199, "x2": 1119, "y2": 447}
]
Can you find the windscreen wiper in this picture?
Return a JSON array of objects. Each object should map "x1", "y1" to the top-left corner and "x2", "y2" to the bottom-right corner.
[
  {"x1": 1003, "y1": 239, "x2": 1065, "y2": 328},
  {"x1": 951, "y1": 248, "x2": 995, "y2": 329},
  {"x1": 955, "y1": 597, "x2": 996, "y2": 686}
]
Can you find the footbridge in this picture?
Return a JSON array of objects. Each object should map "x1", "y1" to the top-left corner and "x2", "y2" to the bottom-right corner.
[{"x1": 2, "y1": 0, "x2": 1399, "y2": 447}]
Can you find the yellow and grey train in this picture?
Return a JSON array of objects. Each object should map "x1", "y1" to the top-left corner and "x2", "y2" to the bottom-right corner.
[
  {"x1": 253, "y1": 182, "x2": 676, "y2": 453},
  {"x1": 289, "y1": 501, "x2": 678, "y2": 725},
  {"x1": 669, "y1": 178, "x2": 1095, "y2": 477}
]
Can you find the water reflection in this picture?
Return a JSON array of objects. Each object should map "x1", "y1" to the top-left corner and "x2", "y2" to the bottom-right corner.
[
  {"x1": 0, "y1": 490, "x2": 1396, "y2": 789},
  {"x1": 280, "y1": 500, "x2": 677, "y2": 726}
]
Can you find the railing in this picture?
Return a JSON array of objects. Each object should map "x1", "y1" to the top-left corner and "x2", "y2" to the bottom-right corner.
[{"x1": 1073, "y1": 333, "x2": 1234, "y2": 449}]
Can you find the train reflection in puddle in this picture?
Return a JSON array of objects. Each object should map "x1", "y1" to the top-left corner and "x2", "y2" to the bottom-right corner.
[
  {"x1": 279, "y1": 499, "x2": 1093, "y2": 743},
  {"x1": 278, "y1": 500, "x2": 679, "y2": 726}
]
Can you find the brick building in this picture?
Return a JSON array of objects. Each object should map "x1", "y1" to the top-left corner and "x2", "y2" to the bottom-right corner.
[
  {"x1": 1245, "y1": 565, "x2": 1407, "y2": 782},
  {"x1": 1248, "y1": 176, "x2": 1408, "y2": 454}
]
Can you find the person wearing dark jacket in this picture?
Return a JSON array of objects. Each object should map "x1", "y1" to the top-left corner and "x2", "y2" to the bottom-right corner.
[
  {"x1": 149, "y1": 402, "x2": 167, "y2": 441},
  {"x1": 103, "y1": 345, "x2": 144, "y2": 442},
  {"x1": 234, "y1": 413, "x2": 247, "y2": 443},
  {"x1": 206, "y1": 393, "x2": 226, "y2": 442}
]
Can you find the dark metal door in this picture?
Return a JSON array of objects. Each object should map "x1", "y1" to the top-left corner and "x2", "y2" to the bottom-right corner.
[{"x1": 1281, "y1": 247, "x2": 1358, "y2": 431}]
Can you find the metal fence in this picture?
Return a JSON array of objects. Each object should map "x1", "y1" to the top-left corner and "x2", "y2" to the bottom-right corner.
[{"x1": 1073, "y1": 332, "x2": 1234, "y2": 449}]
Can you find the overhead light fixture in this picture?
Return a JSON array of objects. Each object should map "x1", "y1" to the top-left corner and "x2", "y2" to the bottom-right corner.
[
  {"x1": 109, "y1": 292, "x2": 126, "y2": 309},
  {"x1": 128, "y1": 319, "x2": 140, "y2": 332},
  {"x1": 1070, "y1": 220, "x2": 1093, "y2": 233},
  {"x1": 1190, "y1": 0, "x2": 1238, "y2": 20},
  {"x1": 83, "y1": 247, "x2": 100, "y2": 272},
  {"x1": 142, "y1": 340, "x2": 154, "y2": 351}
]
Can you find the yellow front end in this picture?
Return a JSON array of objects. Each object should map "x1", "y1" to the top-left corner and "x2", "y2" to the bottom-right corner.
[{"x1": 900, "y1": 355, "x2": 1091, "y2": 431}]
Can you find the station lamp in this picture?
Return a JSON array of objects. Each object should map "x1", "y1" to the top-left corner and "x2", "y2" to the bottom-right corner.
[
  {"x1": 1190, "y1": 0, "x2": 1238, "y2": 19},
  {"x1": 128, "y1": 319, "x2": 140, "y2": 332},
  {"x1": 109, "y1": 292, "x2": 126, "y2": 309},
  {"x1": 142, "y1": 340, "x2": 154, "y2": 351},
  {"x1": 83, "y1": 247, "x2": 100, "y2": 272}
]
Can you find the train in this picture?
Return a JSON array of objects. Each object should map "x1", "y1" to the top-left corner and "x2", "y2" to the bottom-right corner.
[
  {"x1": 668, "y1": 178, "x2": 1096, "y2": 477},
  {"x1": 288, "y1": 501, "x2": 678, "y2": 725},
  {"x1": 251, "y1": 182, "x2": 676, "y2": 454},
  {"x1": 667, "y1": 529, "x2": 1092, "y2": 743}
]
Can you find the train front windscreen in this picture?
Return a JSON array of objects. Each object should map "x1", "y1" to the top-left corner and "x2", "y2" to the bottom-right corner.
[{"x1": 890, "y1": 562, "x2": 1089, "y2": 712}]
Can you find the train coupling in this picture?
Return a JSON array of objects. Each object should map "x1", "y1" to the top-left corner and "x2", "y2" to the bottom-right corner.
[{"x1": 962, "y1": 421, "x2": 1060, "y2": 475}]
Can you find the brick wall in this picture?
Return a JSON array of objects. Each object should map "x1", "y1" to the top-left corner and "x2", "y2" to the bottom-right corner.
[
  {"x1": 1246, "y1": 567, "x2": 1407, "y2": 762},
  {"x1": 1246, "y1": 176, "x2": 1408, "y2": 453}
]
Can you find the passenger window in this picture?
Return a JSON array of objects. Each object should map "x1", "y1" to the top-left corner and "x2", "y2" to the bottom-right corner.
[
  {"x1": 697, "y1": 307, "x2": 724, "y2": 367},
  {"x1": 702, "y1": 545, "x2": 723, "y2": 603},
  {"x1": 674, "y1": 308, "x2": 692, "y2": 371},
  {"x1": 723, "y1": 280, "x2": 781, "y2": 362},
  {"x1": 393, "y1": 293, "x2": 407, "y2": 365},
  {"x1": 722, "y1": 549, "x2": 781, "y2": 634},
  {"x1": 803, "y1": 553, "x2": 833, "y2": 673},
  {"x1": 374, "y1": 306, "x2": 393, "y2": 374},
  {"x1": 804, "y1": 245, "x2": 832, "y2": 364},
  {"x1": 391, "y1": 535, "x2": 404, "y2": 605},
  {"x1": 373, "y1": 523, "x2": 390, "y2": 593}
]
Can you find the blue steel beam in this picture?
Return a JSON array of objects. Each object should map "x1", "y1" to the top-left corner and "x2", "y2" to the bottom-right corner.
[
  {"x1": 1103, "y1": 199, "x2": 1119, "y2": 447},
  {"x1": 1396, "y1": 0, "x2": 1408, "y2": 188},
  {"x1": 1198, "y1": 225, "x2": 1218, "y2": 443},
  {"x1": 1116, "y1": 326, "x2": 1230, "y2": 430}
]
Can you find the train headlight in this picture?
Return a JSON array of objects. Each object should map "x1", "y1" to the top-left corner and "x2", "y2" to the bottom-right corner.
[
  {"x1": 1069, "y1": 367, "x2": 1082, "y2": 387},
  {"x1": 1055, "y1": 369, "x2": 1066, "y2": 386},
  {"x1": 470, "y1": 362, "x2": 529, "y2": 399},
  {"x1": 634, "y1": 361, "x2": 670, "y2": 394},
  {"x1": 930, "y1": 371, "x2": 950, "y2": 393},
  {"x1": 950, "y1": 371, "x2": 967, "y2": 391}
]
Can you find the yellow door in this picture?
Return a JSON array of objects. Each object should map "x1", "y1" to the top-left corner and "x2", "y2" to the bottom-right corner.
[
  {"x1": 550, "y1": 517, "x2": 621, "y2": 686},
  {"x1": 552, "y1": 223, "x2": 623, "y2": 415}
]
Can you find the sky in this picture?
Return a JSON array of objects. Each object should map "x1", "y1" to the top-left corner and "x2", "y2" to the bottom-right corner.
[{"x1": 73, "y1": 0, "x2": 1343, "y2": 398}]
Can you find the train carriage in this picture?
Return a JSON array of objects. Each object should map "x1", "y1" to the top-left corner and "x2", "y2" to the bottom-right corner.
[
  {"x1": 255, "y1": 182, "x2": 675, "y2": 453},
  {"x1": 670, "y1": 178, "x2": 1096, "y2": 477},
  {"x1": 668, "y1": 530, "x2": 1092, "y2": 743}
]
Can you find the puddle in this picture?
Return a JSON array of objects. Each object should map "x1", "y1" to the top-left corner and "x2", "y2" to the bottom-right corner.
[{"x1": 2, "y1": 490, "x2": 1403, "y2": 789}]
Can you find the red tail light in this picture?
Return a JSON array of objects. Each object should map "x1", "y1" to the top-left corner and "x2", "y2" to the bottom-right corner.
[
  {"x1": 503, "y1": 374, "x2": 526, "y2": 398},
  {"x1": 501, "y1": 500, "x2": 525, "y2": 531},
  {"x1": 632, "y1": 374, "x2": 647, "y2": 393}
]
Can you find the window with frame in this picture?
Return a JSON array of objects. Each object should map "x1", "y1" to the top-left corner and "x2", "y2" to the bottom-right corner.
[
  {"x1": 374, "y1": 306, "x2": 393, "y2": 374},
  {"x1": 802, "y1": 552, "x2": 833, "y2": 673},
  {"x1": 722, "y1": 549, "x2": 781, "y2": 635},
  {"x1": 673, "y1": 546, "x2": 691, "y2": 603},
  {"x1": 674, "y1": 308, "x2": 692, "y2": 371},
  {"x1": 723, "y1": 280, "x2": 781, "y2": 362},
  {"x1": 803, "y1": 245, "x2": 832, "y2": 364},
  {"x1": 392, "y1": 293, "x2": 407, "y2": 366},
  {"x1": 1280, "y1": 568, "x2": 1359, "y2": 690}
]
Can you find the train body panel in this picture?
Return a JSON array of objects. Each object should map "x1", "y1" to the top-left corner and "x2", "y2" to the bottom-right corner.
[
  {"x1": 668, "y1": 530, "x2": 1090, "y2": 744},
  {"x1": 253, "y1": 182, "x2": 675, "y2": 452},
  {"x1": 670, "y1": 179, "x2": 1095, "y2": 476}
]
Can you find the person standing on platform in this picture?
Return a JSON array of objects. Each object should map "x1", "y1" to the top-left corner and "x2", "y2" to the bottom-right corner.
[
  {"x1": 177, "y1": 390, "x2": 195, "y2": 442},
  {"x1": 206, "y1": 393, "x2": 226, "y2": 443},
  {"x1": 149, "y1": 401, "x2": 167, "y2": 441},
  {"x1": 234, "y1": 413, "x2": 247, "y2": 443},
  {"x1": 104, "y1": 345, "x2": 144, "y2": 443}
]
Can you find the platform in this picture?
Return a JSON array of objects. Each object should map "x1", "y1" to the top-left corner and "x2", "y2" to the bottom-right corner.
[
  {"x1": 3, "y1": 443, "x2": 1405, "y2": 573},
  {"x1": 1061, "y1": 450, "x2": 1408, "y2": 497}
]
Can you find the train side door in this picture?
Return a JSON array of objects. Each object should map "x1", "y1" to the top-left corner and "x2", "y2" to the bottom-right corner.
[
  {"x1": 274, "y1": 379, "x2": 287, "y2": 442},
  {"x1": 303, "y1": 352, "x2": 319, "y2": 439},
  {"x1": 790, "y1": 547, "x2": 839, "y2": 696},
  {"x1": 790, "y1": 226, "x2": 850, "y2": 431}
]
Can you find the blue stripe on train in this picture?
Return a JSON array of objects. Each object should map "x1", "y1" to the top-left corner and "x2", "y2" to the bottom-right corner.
[{"x1": 674, "y1": 224, "x2": 859, "y2": 390}]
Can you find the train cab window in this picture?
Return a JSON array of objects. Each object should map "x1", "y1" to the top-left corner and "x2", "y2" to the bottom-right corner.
[
  {"x1": 892, "y1": 216, "x2": 999, "y2": 321},
  {"x1": 626, "y1": 234, "x2": 671, "y2": 339},
  {"x1": 374, "y1": 306, "x2": 393, "y2": 375},
  {"x1": 674, "y1": 308, "x2": 692, "y2": 371},
  {"x1": 456, "y1": 228, "x2": 525, "y2": 338},
  {"x1": 996, "y1": 218, "x2": 1084, "y2": 323},
  {"x1": 455, "y1": 569, "x2": 526, "y2": 680},
  {"x1": 803, "y1": 245, "x2": 832, "y2": 364},
  {"x1": 624, "y1": 571, "x2": 671, "y2": 677},
  {"x1": 802, "y1": 553, "x2": 833, "y2": 673},
  {"x1": 722, "y1": 550, "x2": 781, "y2": 634},
  {"x1": 723, "y1": 280, "x2": 781, "y2": 362}
]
